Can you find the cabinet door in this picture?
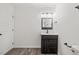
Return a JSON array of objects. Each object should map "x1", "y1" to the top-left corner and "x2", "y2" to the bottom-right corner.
[
  {"x1": 47, "y1": 39, "x2": 58, "y2": 54},
  {"x1": 47, "y1": 39, "x2": 57, "y2": 47},
  {"x1": 41, "y1": 39, "x2": 47, "y2": 53}
]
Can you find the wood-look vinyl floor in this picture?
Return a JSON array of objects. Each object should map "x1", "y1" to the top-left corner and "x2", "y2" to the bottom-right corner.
[{"x1": 5, "y1": 48, "x2": 41, "y2": 55}]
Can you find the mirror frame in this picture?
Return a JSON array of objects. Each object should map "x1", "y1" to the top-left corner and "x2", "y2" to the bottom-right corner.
[{"x1": 41, "y1": 18, "x2": 53, "y2": 30}]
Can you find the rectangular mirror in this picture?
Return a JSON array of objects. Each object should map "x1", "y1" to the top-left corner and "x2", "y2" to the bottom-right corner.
[{"x1": 41, "y1": 18, "x2": 53, "y2": 29}]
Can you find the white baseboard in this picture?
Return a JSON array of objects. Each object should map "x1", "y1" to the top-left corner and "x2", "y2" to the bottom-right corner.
[
  {"x1": 2, "y1": 46, "x2": 13, "y2": 55},
  {"x1": 14, "y1": 45, "x2": 41, "y2": 48}
]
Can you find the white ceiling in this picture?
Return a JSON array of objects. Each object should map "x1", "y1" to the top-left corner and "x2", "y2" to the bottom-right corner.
[
  {"x1": 14, "y1": 3, "x2": 56, "y2": 12},
  {"x1": 14, "y1": 3, "x2": 56, "y2": 7}
]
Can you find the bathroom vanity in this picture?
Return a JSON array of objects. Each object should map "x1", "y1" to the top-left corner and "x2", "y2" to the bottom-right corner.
[{"x1": 41, "y1": 34, "x2": 58, "y2": 54}]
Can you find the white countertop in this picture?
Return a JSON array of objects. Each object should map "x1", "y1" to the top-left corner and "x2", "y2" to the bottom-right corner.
[{"x1": 40, "y1": 33, "x2": 58, "y2": 35}]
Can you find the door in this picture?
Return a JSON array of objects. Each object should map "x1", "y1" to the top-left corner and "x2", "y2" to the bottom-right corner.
[{"x1": 0, "y1": 4, "x2": 14, "y2": 54}]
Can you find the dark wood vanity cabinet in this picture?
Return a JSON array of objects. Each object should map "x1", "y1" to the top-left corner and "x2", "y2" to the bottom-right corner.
[{"x1": 41, "y1": 35, "x2": 58, "y2": 54}]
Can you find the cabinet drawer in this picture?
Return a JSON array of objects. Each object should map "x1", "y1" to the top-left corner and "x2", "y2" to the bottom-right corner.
[{"x1": 42, "y1": 35, "x2": 58, "y2": 40}]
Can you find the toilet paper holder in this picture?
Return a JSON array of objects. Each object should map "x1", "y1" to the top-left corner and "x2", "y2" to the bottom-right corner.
[
  {"x1": 0, "y1": 33, "x2": 2, "y2": 36},
  {"x1": 64, "y1": 42, "x2": 72, "y2": 48}
]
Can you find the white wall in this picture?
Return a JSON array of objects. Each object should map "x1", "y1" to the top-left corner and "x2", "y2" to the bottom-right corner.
[
  {"x1": 0, "y1": 4, "x2": 14, "y2": 54},
  {"x1": 14, "y1": 3, "x2": 56, "y2": 48},
  {"x1": 54, "y1": 3, "x2": 79, "y2": 55},
  {"x1": 14, "y1": 3, "x2": 79, "y2": 55},
  {"x1": 14, "y1": 4, "x2": 40, "y2": 48}
]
